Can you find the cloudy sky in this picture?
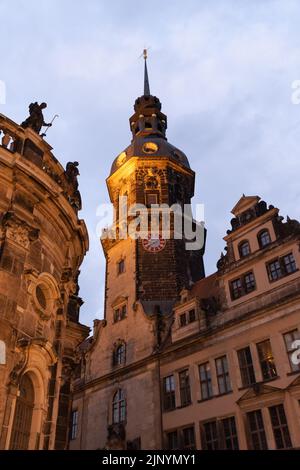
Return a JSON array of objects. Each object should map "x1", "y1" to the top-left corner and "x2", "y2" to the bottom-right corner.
[{"x1": 1, "y1": 0, "x2": 300, "y2": 327}]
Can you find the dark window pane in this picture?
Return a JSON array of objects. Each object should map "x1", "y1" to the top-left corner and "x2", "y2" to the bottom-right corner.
[
  {"x1": 269, "y1": 405, "x2": 292, "y2": 449},
  {"x1": 238, "y1": 346, "x2": 256, "y2": 387},
  {"x1": 179, "y1": 370, "x2": 191, "y2": 406},
  {"x1": 246, "y1": 410, "x2": 268, "y2": 450}
]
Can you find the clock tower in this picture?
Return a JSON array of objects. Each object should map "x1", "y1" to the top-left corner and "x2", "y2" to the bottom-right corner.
[{"x1": 102, "y1": 53, "x2": 206, "y2": 321}]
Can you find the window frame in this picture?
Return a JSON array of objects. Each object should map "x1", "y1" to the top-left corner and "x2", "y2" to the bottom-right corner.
[
  {"x1": 269, "y1": 404, "x2": 292, "y2": 449},
  {"x1": 178, "y1": 369, "x2": 192, "y2": 407},
  {"x1": 112, "y1": 389, "x2": 126, "y2": 424},
  {"x1": 70, "y1": 409, "x2": 79, "y2": 441},
  {"x1": 162, "y1": 375, "x2": 176, "y2": 412},
  {"x1": 199, "y1": 362, "x2": 213, "y2": 400},
  {"x1": 256, "y1": 339, "x2": 277, "y2": 381},
  {"x1": 113, "y1": 342, "x2": 126, "y2": 367},
  {"x1": 229, "y1": 271, "x2": 256, "y2": 300},
  {"x1": 237, "y1": 346, "x2": 256, "y2": 387},
  {"x1": 246, "y1": 409, "x2": 268, "y2": 450},
  {"x1": 215, "y1": 355, "x2": 232, "y2": 395},
  {"x1": 238, "y1": 240, "x2": 251, "y2": 258},
  {"x1": 266, "y1": 252, "x2": 297, "y2": 283},
  {"x1": 257, "y1": 229, "x2": 271, "y2": 248}
]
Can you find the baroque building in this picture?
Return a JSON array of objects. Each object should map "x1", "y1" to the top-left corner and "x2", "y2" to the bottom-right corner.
[
  {"x1": 70, "y1": 60, "x2": 300, "y2": 450},
  {"x1": 0, "y1": 109, "x2": 89, "y2": 449}
]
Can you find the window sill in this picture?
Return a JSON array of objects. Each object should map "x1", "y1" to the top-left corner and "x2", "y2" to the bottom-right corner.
[
  {"x1": 287, "y1": 370, "x2": 300, "y2": 377},
  {"x1": 176, "y1": 403, "x2": 192, "y2": 409},
  {"x1": 198, "y1": 396, "x2": 214, "y2": 403},
  {"x1": 268, "y1": 269, "x2": 299, "y2": 284},
  {"x1": 162, "y1": 408, "x2": 176, "y2": 414},
  {"x1": 214, "y1": 390, "x2": 233, "y2": 398},
  {"x1": 238, "y1": 376, "x2": 280, "y2": 391}
]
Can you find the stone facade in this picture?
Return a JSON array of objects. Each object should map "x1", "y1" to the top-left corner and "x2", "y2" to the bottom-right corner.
[
  {"x1": 0, "y1": 113, "x2": 89, "y2": 449},
  {"x1": 70, "y1": 86, "x2": 300, "y2": 450}
]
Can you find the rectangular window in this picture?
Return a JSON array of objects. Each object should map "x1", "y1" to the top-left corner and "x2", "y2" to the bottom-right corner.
[
  {"x1": 117, "y1": 259, "x2": 125, "y2": 275},
  {"x1": 163, "y1": 375, "x2": 176, "y2": 411},
  {"x1": 70, "y1": 410, "x2": 78, "y2": 440},
  {"x1": 215, "y1": 356, "x2": 231, "y2": 394},
  {"x1": 283, "y1": 329, "x2": 300, "y2": 372},
  {"x1": 230, "y1": 278, "x2": 243, "y2": 300},
  {"x1": 199, "y1": 362, "x2": 213, "y2": 400},
  {"x1": 113, "y1": 304, "x2": 127, "y2": 322},
  {"x1": 267, "y1": 252, "x2": 297, "y2": 282},
  {"x1": 188, "y1": 309, "x2": 196, "y2": 323},
  {"x1": 237, "y1": 346, "x2": 256, "y2": 387},
  {"x1": 246, "y1": 410, "x2": 268, "y2": 450},
  {"x1": 182, "y1": 426, "x2": 196, "y2": 450},
  {"x1": 167, "y1": 430, "x2": 178, "y2": 450},
  {"x1": 179, "y1": 313, "x2": 187, "y2": 327},
  {"x1": 257, "y1": 339, "x2": 277, "y2": 380},
  {"x1": 179, "y1": 369, "x2": 191, "y2": 407},
  {"x1": 230, "y1": 271, "x2": 256, "y2": 300},
  {"x1": 146, "y1": 193, "x2": 158, "y2": 207},
  {"x1": 244, "y1": 272, "x2": 256, "y2": 293},
  {"x1": 202, "y1": 421, "x2": 218, "y2": 450},
  {"x1": 221, "y1": 417, "x2": 239, "y2": 450},
  {"x1": 269, "y1": 404, "x2": 292, "y2": 449}
]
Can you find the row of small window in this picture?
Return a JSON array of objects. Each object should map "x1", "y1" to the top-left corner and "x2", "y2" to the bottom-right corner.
[
  {"x1": 179, "y1": 309, "x2": 196, "y2": 328},
  {"x1": 70, "y1": 389, "x2": 126, "y2": 440},
  {"x1": 230, "y1": 252, "x2": 297, "y2": 300},
  {"x1": 163, "y1": 330, "x2": 300, "y2": 410},
  {"x1": 166, "y1": 404, "x2": 293, "y2": 450},
  {"x1": 238, "y1": 229, "x2": 272, "y2": 259}
]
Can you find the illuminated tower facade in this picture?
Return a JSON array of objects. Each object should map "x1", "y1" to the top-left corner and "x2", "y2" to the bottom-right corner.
[{"x1": 70, "y1": 56, "x2": 205, "y2": 450}]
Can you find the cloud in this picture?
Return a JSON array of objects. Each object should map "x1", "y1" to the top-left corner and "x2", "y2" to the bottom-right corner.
[{"x1": 1, "y1": 0, "x2": 300, "y2": 327}]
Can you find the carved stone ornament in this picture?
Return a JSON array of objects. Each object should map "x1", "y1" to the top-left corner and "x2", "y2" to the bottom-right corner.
[{"x1": 3, "y1": 213, "x2": 39, "y2": 249}]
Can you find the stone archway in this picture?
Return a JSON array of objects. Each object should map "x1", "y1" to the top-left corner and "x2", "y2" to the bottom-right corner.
[{"x1": 9, "y1": 374, "x2": 34, "y2": 449}]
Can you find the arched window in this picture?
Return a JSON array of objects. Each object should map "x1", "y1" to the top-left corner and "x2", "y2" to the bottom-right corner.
[
  {"x1": 239, "y1": 240, "x2": 251, "y2": 258},
  {"x1": 258, "y1": 229, "x2": 271, "y2": 248},
  {"x1": 113, "y1": 343, "x2": 126, "y2": 366},
  {"x1": 112, "y1": 389, "x2": 126, "y2": 424},
  {"x1": 10, "y1": 374, "x2": 35, "y2": 449}
]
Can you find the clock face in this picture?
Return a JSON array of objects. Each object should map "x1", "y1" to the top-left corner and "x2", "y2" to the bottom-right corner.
[{"x1": 142, "y1": 234, "x2": 166, "y2": 253}]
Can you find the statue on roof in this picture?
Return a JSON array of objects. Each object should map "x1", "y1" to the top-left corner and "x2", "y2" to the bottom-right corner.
[{"x1": 21, "y1": 102, "x2": 52, "y2": 134}]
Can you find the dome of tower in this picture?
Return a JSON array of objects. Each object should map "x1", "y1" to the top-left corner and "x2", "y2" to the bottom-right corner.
[{"x1": 110, "y1": 136, "x2": 190, "y2": 175}]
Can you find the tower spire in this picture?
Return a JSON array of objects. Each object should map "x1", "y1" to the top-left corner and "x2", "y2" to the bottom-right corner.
[{"x1": 143, "y1": 49, "x2": 150, "y2": 96}]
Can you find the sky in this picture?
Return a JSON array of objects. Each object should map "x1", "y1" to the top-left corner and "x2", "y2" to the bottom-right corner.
[{"x1": 1, "y1": 0, "x2": 300, "y2": 327}]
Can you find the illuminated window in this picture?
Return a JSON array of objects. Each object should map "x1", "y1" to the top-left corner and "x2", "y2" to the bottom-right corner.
[{"x1": 256, "y1": 340, "x2": 277, "y2": 380}]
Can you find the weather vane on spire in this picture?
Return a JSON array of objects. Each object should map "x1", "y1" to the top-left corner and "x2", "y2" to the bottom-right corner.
[{"x1": 143, "y1": 48, "x2": 150, "y2": 96}]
